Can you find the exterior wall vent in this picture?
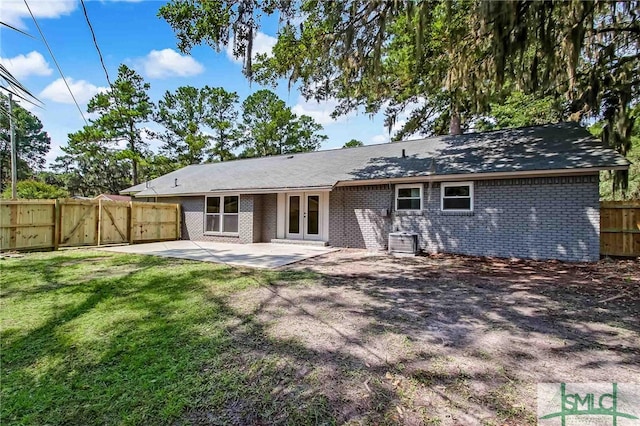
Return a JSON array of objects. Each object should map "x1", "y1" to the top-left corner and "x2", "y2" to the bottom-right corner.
[{"x1": 388, "y1": 232, "x2": 419, "y2": 255}]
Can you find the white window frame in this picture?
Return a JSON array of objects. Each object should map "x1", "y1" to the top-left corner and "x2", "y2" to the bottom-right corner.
[
  {"x1": 441, "y1": 182, "x2": 474, "y2": 212},
  {"x1": 204, "y1": 194, "x2": 240, "y2": 235},
  {"x1": 395, "y1": 184, "x2": 423, "y2": 211}
]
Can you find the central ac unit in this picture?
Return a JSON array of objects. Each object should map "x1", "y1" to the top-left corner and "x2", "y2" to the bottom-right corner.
[{"x1": 388, "y1": 232, "x2": 419, "y2": 255}]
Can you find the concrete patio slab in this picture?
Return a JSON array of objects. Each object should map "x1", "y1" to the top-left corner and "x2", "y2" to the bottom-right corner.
[{"x1": 98, "y1": 240, "x2": 337, "y2": 269}]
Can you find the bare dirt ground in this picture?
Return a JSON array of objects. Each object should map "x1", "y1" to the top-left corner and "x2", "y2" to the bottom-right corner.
[{"x1": 222, "y1": 250, "x2": 639, "y2": 425}]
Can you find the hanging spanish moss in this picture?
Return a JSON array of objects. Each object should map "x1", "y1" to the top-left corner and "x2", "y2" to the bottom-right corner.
[{"x1": 160, "y1": 0, "x2": 639, "y2": 192}]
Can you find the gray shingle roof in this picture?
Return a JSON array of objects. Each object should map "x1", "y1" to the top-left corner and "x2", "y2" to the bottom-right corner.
[{"x1": 123, "y1": 123, "x2": 629, "y2": 197}]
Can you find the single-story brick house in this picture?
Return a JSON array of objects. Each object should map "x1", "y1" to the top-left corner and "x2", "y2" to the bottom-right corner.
[{"x1": 122, "y1": 123, "x2": 629, "y2": 262}]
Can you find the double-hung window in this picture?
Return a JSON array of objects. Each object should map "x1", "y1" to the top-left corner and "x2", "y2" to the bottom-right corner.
[
  {"x1": 396, "y1": 184, "x2": 422, "y2": 211},
  {"x1": 441, "y1": 182, "x2": 473, "y2": 211},
  {"x1": 205, "y1": 195, "x2": 239, "y2": 234}
]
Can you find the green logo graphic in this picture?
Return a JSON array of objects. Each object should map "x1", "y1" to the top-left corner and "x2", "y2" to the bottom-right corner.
[{"x1": 540, "y1": 383, "x2": 638, "y2": 425}]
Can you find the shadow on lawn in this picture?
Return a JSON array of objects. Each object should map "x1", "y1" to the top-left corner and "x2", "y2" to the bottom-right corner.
[
  {"x1": 298, "y1": 254, "x2": 640, "y2": 362},
  {"x1": 2, "y1": 251, "x2": 638, "y2": 425},
  {"x1": 2, "y1": 253, "x2": 364, "y2": 425},
  {"x1": 221, "y1": 252, "x2": 640, "y2": 424}
]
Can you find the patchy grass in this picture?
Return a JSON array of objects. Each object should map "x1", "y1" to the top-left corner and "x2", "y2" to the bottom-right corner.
[
  {"x1": 2, "y1": 249, "x2": 639, "y2": 425},
  {"x1": 0, "y1": 251, "x2": 322, "y2": 425}
]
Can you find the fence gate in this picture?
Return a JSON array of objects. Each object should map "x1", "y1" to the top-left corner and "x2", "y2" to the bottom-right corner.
[
  {"x1": 98, "y1": 200, "x2": 129, "y2": 245},
  {"x1": 59, "y1": 200, "x2": 99, "y2": 247},
  {"x1": 130, "y1": 202, "x2": 180, "y2": 243}
]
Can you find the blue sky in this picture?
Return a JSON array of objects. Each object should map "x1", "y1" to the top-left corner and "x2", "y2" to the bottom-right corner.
[{"x1": 1, "y1": 0, "x2": 401, "y2": 167}]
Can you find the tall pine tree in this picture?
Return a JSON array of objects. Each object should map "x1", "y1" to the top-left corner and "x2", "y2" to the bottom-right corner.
[{"x1": 87, "y1": 64, "x2": 154, "y2": 185}]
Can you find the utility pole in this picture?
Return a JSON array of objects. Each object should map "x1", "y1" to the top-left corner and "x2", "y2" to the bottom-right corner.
[{"x1": 8, "y1": 93, "x2": 18, "y2": 199}]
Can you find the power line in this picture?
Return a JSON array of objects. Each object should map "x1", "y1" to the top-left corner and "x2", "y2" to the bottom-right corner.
[
  {"x1": 79, "y1": 0, "x2": 112, "y2": 87},
  {"x1": 23, "y1": 0, "x2": 88, "y2": 126}
]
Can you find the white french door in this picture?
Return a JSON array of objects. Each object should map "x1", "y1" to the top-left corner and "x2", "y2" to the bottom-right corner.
[{"x1": 286, "y1": 193, "x2": 322, "y2": 240}]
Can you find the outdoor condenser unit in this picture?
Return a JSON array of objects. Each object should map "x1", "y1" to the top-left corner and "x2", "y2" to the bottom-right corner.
[{"x1": 388, "y1": 232, "x2": 419, "y2": 255}]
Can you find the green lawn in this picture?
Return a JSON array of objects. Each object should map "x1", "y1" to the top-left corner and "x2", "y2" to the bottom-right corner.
[{"x1": 0, "y1": 251, "x2": 324, "y2": 425}]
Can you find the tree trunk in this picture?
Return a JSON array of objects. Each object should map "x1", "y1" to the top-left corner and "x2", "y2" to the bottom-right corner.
[
  {"x1": 129, "y1": 127, "x2": 138, "y2": 185},
  {"x1": 449, "y1": 108, "x2": 462, "y2": 136},
  {"x1": 132, "y1": 159, "x2": 138, "y2": 186},
  {"x1": 219, "y1": 129, "x2": 225, "y2": 162}
]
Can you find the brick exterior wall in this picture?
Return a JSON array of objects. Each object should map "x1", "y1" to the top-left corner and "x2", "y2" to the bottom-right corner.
[
  {"x1": 164, "y1": 194, "x2": 277, "y2": 244},
  {"x1": 237, "y1": 195, "x2": 256, "y2": 243},
  {"x1": 251, "y1": 195, "x2": 263, "y2": 243},
  {"x1": 163, "y1": 174, "x2": 599, "y2": 262},
  {"x1": 329, "y1": 176, "x2": 600, "y2": 262},
  {"x1": 163, "y1": 196, "x2": 236, "y2": 243},
  {"x1": 261, "y1": 193, "x2": 278, "y2": 242},
  {"x1": 329, "y1": 185, "x2": 394, "y2": 250}
]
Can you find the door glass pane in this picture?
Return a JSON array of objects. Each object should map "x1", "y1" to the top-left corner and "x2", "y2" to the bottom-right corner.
[
  {"x1": 223, "y1": 214, "x2": 238, "y2": 233},
  {"x1": 224, "y1": 196, "x2": 239, "y2": 213},
  {"x1": 307, "y1": 195, "x2": 319, "y2": 235},
  {"x1": 206, "y1": 214, "x2": 220, "y2": 232},
  {"x1": 289, "y1": 196, "x2": 300, "y2": 234}
]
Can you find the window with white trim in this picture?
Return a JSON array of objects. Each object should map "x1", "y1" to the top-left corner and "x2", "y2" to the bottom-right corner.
[
  {"x1": 441, "y1": 182, "x2": 473, "y2": 211},
  {"x1": 205, "y1": 195, "x2": 239, "y2": 234},
  {"x1": 395, "y1": 184, "x2": 422, "y2": 211}
]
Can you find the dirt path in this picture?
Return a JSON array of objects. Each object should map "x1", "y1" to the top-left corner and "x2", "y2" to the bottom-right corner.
[{"x1": 225, "y1": 250, "x2": 639, "y2": 425}]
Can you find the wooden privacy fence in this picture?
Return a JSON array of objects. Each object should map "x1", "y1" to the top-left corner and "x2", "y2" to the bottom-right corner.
[
  {"x1": 1, "y1": 199, "x2": 180, "y2": 252},
  {"x1": 600, "y1": 200, "x2": 640, "y2": 257}
]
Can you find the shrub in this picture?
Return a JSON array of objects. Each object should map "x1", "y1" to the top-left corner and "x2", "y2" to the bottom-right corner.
[{"x1": 2, "y1": 180, "x2": 68, "y2": 199}]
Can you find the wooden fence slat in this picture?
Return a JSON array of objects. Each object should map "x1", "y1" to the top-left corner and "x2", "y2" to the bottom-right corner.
[
  {"x1": 176, "y1": 204, "x2": 181, "y2": 240},
  {"x1": 2, "y1": 223, "x2": 55, "y2": 228},
  {"x1": 9, "y1": 203, "x2": 17, "y2": 250},
  {"x1": 128, "y1": 201, "x2": 134, "y2": 244},
  {"x1": 97, "y1": 199, "x2": 103, "y2": 246},
  {"x1": 53, "y1": 199, "x2": 60, "y2": 250}
]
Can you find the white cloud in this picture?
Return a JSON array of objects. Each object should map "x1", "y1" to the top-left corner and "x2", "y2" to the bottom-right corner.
[
  {"x1": 226, "y1": 31, "x2": 277, "y2": 64},
  {"x1": 136, "y1": 48, "x2": 204, "y2": 79},
  {"x1": 0, "y1": 51, "x2": 53, "y2": 80},
  {"x1": 371, "y1": 134, "x2": 388, "y2": 144},
  {"x1": 0, "y1": 0, "x2": 77, "y2": 28},
  {"x1": 40, "y1": 77, "x2": 108, "y2": 105},
  {"x1": 292, "y1": 95, "x2": 357, "y2": 126}
]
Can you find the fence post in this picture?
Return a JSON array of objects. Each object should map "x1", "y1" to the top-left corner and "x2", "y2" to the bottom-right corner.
[
  {"x1": 128, "y1": 201, "x2": 134, "y2": 244},
  {"x1": 53, "y1": 199, "x2": 61, "y2": 251},
  {"x1": 97, "y1": 199, "x2": 102, "y2": 246},
  {"x1": 176, "y1": 203, "x2": 181, "y2": 240}
]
